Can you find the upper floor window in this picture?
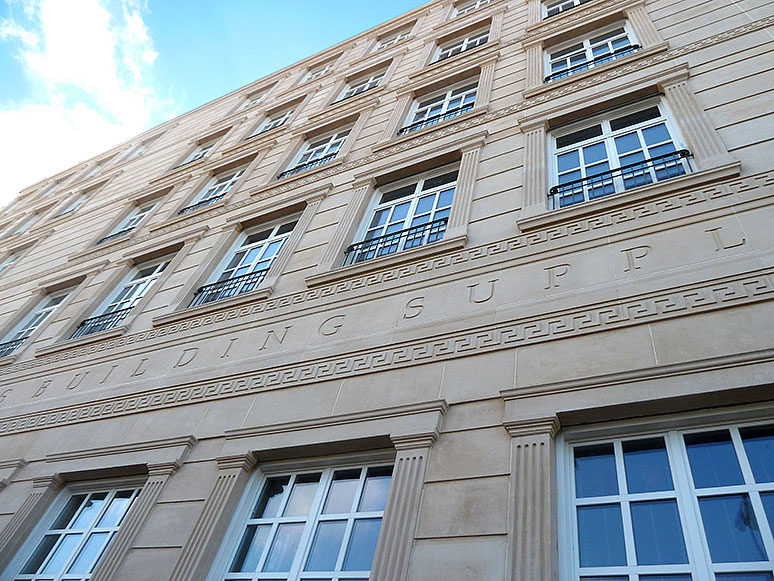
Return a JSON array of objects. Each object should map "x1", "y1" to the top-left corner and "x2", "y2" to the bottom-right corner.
[
  {"x1": 71, "y1": 258, "x2": 169, "y2": 339},
  {"x1": 436, "y1": 29, "x2": 489, "y2": 62},
  {"x1": 123, "y1": 134, "x2": 162, "y2": 162},
  {"x1": 373, "y1": 28, "x2": 410, "y2": 51},
  {"x1": 546, "y1": 25, "x2": 639, "y2": 83},
  {"x1": 178, "y1": 137, "x2": 217, "y2": 167},
  {"x1": 302, "y1": 63, "x2": 333, "y2": 83},
  {"x1": 179, "y1": 169, "x2": 245, "y2": 215},
  {"x1": 0, "y1": 290, "x2": 68, "y2": 358},
  {"x1": 563, "y1": 421, "x2": 774, "y2": 580},
  {"x1": 337, "y1": 71, "x2": 385, "y2": 102},
  {"x1": 239, "y1": 92, "x2": 265, "y2": 110},
  {"x1": 278, "y1": 129, "x2": 350, "y2": 179},
  {"x1": 399, "y1": 81, "x2": 477, "y2": 136},
  {"x1": 12, "y1": 213, "x2": 40, "y2": 235},
  {"x1": 56, "y1": 193, "x2": 89, "y2": 217},
  {"x1": 190, "y1": 218, "x2": 297, "y2": 307},
  {"x1": 344, "y1": 167, "x2": 457, "y2": 265},
  {"x1": 454, "y1": 0, "x2": 491, "y2": 17},
  {"x1": 98, "y1": 204, "x2": 154, "y2": 244},
  {"x1": 251, "y1": 108, "x2": 294, "y2": 137},
  {"x1": 550, "y1": 102, "x2": 691, "y2": 209},
  {"x1": 0, "y1": 253, "x2": 18, "y2": 276},
  {"x1": 544, "y1": 0, "x2": 592, "y2": 18},
  {"x1": 8, "y1": 485, "x2": 141, "y2": 580},
  {"x1": 213, "y1": 463, "x2": 393, "y2": 580}
]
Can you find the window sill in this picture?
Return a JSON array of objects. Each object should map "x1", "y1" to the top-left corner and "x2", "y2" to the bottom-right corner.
[
  {"x1": 523, "y1": 42, "x2": 669, "y2": 99},
  {"x1": 68, "y1": 232, "x2": 136, "y2": 263},
  {"x1": 408, "y1": 40, "x2": 500, "y2": 84},
  {"x1": 0, "y1": 353, "x2": 20, "y2": 367},
  {"x1": 307, "y1": 87, "x2": 384, "y2": 125},
  {"x1": 152, "y1": 287, "x2": 273, "y2": 328},
  {"x1": 517, "y1": 161, "x2": 741, "y2": 232},
  {"x1": 305, "y1": 234, "x2": 467, "y2": 288},
  {"x1": 149, "y1": 199, "x2": 228, "y2": 233},
  {"x1": 372, "y1": 105, "x2": 488, "y2": 153},
  {"x1": 275, "y1": 157, "x2": 345, "y2": 184},
  {"x1": 218, "y1": 128, "x2": 281, "y2": 160},
  {"x1": 35, "y1": 325, "x2": 128, "y2": 358}
]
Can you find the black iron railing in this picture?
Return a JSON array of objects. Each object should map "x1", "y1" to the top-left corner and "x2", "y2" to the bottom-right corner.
[
  {"x1": 98, "y1": 227, "x2": 134, "y2": 245},
  {"x1": 549, "y1": 150, "x2": 691, "y2": 209},
  {"x1": 334, "y1": 85, "x2": 377, "y2": 104},
  {"x1": 178, "y1": 194, "x2": 226, "y2": 216},
  {"x1": 0, "y1": 337, "x2": 27, "y2": 358},
  {"x1": 545, "y1": 44, "x2": 641, "y2": 83},
  {"x1": 343, "y1": 218, "x2": 448, "y2": 266},
  {"x1": 435, "y1": 40, "x2": 487, "y2": 64},
  {"x1": 544, "y1": 0, "x2": 592, "y2": 19},
  {"x1": 278, "y1": 152, "x2": 338, "y2": 179},
  {"x1": 398, "y1": 104, "x2": 474, "y2": 136},
  {"x1": 71, "y1": 307, "x2": 133, "y2": 339},
  {"x1": 189, "y1": 269, "x2": 269, "y2": 308}
]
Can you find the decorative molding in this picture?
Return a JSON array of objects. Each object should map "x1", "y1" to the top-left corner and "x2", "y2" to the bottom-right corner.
[
  {"x1": 0, "y1": 458, "x2": 26, "y2": 490},
  {"x1": 503, "y1": 416, "x2": 560, "y2": 438},
  {"x1": 45, "y1": 435, "x2": 196, "y2": 464}
]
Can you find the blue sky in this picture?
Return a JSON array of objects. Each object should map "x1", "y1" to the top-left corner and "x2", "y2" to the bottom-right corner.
[{"x1": 0, "y1": 0, "x2": 427, "y2": 204}]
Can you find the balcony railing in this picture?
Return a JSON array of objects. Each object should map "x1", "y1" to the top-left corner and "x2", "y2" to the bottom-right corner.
[
  {"x1": 545, "y1": 44, "x2": 641, "y2": 83},
  {"x1": 278, "y1": 152, "x2": 338, "y2": 179},
  {"x1": 343, "y1": 218, "x2": 448, "y2": 266},
  {"x1": 0, "y1": 337, "x2": 27, "y2": 358},
  {"x1": 545, "y1": 0, "x2": 592, "y2": 19},
  {"x1": 178, "y1": 194, "x2": 226, "y2": 216},
  {"x1": 398, "y1": 104, "x2": 474, "y2": 136},
  {"x1": 98, "y1": 227, "x2": 134, "y2": 245},
  {"x1": 549, "y1": 150, "x2": 691, "y2": 209},
  {"x1": 189, "y1": 269, "x2": 269, "y2": 308},
  {"x1": 71, "y1": 307, "x2": 133, "y2": 339}
]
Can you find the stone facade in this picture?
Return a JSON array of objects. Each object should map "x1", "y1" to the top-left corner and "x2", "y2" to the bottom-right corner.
[{"x1": 0, "y1": 0, "x2": 772, "y2": 579}]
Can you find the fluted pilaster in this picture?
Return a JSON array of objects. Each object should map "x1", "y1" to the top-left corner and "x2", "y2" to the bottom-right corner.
[
  {"x1": 525, "y1": 44, "x2": 544, "y2": 89},
  {"x1": 477, "y1": 60, "x2": 497, "y2": 107},
  {"x1": 521, "y1": 121, "x2": 549, "y2": 217},
  {"x1": 314, "y1": 181, "x2": 373, "y2": 273},
  {"x1": 446, "y1": 146, "x2": 482, "y2": 240},
  {"x1": 625, "y1": 4, "x2": 662, "y2": 47}
]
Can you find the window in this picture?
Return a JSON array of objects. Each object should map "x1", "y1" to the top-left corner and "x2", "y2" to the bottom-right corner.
[
  {"x1": 546, "y1": 26, "x2": 639, "y2": 83},
  {"x1": 550, "y1": 102, "x2": 691, "y2": 209},
  {"x1": 0, "y1": 253, "x2": 18, "y2": 276},
  {"x1": 179, "y1": 169, "x2": 245, "y2": 215},
  {"x1": 435, "y1": 29, "x2": 489, "y2": 62},
  {"x1": 216, "y1": 463, "x2": 393, "y2": 581},
  {"x1": 454, "y1": 0, "x2": 492, "y2": 17},
  {"x1": 563, "y1": 421, "x2": 774, "y2": 580},
  {"x1": 240, "y1": 93, "x2": 265, "y2": 111},
  {"x1": 303, "y1": 63, "x2": 333, "y2": 83},
  {"x1": 0, "y1": 290, "x2": 68, "y2": 358},
  {"x1": 190, "y1": 218, "x2": 297, "y2": 307},
  {"x1": 337, "y1": 72, "x2": 384, "y2": 102},
  {"x1": 13, "y1": 214, "x2": 40, "y2": 235},
  {"x1": 80, "y1": 163, "x2": 103, "y2": 181},
  {"x1": 178, "y1": 137, "x2": 217, "y2": 167},
  {"x1": 374, "y1": 29, "x2": 410, "y2": 51},
  {"x1": 278, "y1": 130, "x2": 349, "y2": 179},
  {"x1": 344, "y1": 168, "x2": 457, "y2": 265},
  {"x1": 123, "y1": 134, "x2": 161, "y2": 162},
  {"x1": 71, "y1": 259, "x2": 169, "y2": 339},
  {"x1": 98, "y1": 204, "x2": 154, "y2": 244},
  {"x1": 57, "y1": 193, "x2": 88, "y2": 217},
  {"x1": 544, "y1": 0, "x2": 592, "y2": 18},
  {"x1": 251, "y1": 109, "x2": 294, "y2": 137},
  {"x1": 11, "y1": 486, "x2": 141, "y2": 581},
  {"x1": 399, "y1": 81, "x2": 478, "y2": 136}
]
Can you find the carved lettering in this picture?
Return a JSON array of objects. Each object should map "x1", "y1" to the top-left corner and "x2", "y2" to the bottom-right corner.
[
  {"x1": 259, "y1": 326, "x2": 292, "y2": 351},
  {"x1": 32, "y1": 380, "x2": 51, "y2": 398},
  {"x1": 66, "y1": 372, "x2": 89, "y2": 391},
  {"x1": 174, "y1": 348, "x2": 199, "y2": 368},
  {"x1": 221, "y1": 337, "x2": 238, "y2": 359},
  {"x1": 100, "y1": 364, "x2": 118, "y2": 384},
  {"x1": 705, "y1": 226, "x2": 745, "y2": 251},
  {"x1": 0, "y1": 388, "x2": 11, "y2": 404},
  {"x1": 403, "y1": 297, "x2": 424, "y2": 319},
  {"x1": 131, "y1": 358, "x2": 149, "y2": 377},
  {"x1": 468, "y1": 279, "x2": 498, "y2": 303},
  {"x1": 545, "y1": 264, "x2": 571, "y2": 289},
  {"x1": 622, "y1": 245, "x2": 651, "y2": 272},
  {"x1": 319, "y1": 314, "x2": 345, "y2": 336}
]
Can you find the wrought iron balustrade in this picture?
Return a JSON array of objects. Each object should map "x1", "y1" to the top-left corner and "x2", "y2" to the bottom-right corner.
[
  {"x1": 178, "y1": 194, "x2": 226, "y2": 216},
  {"x1": 544, "y1": 0, "x2": 592, "y2": 19},
  {"x1": 545, "y1": 44, "x2": 641, "y2": 83},
  {"x1": 278, "y1": 152, "x2": 338, "y2": 179},
  {"x1": 343, "y1": 218, "x2": 448, "y2": 266},
  {"x1": 189, "y1": 269, "x2": 270, "y2": 308},
  {"x1": 435, "y1": 41, "x2": 487, "y2": 64},
  {"x1": 71, "y1": 307, "x2": 133, "y2": 339},
  {"x1": 398, "y1": 104, "x2": 474, "y2": 136},
  {"x1": 98, "y1": 227, "x2": 134, "y2": 245},
  {"x1": 549, "y1": 149, "x2": 691, "y2": 209},
  {"x1": 0, "y1": 337, "x2": 27, "y2": 358}
]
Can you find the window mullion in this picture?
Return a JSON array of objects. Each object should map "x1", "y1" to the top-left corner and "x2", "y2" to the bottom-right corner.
[
  {"x1": 291, "y1": 469, "x2": 334, "y2": 580},
  {"x1": 613, "y1": 441, "x2": 638, "y2": 573}
]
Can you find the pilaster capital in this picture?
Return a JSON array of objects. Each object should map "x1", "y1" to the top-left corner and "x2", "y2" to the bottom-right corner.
[
  {"x1": 216, "y1": 452, "x2": 257, "y2": 473},
  {"x1": 391, "y1": 431, "x2": 438, "y2": 451},
  {"x1": 504, "y1": 416, "x2": 560, "y2": 438},
  {"x1": 147, "y1": 461, "x2": 180, "y2": 477},
  {"x1": 31, "y1": 473, "x2": 65, "y2": 491}
]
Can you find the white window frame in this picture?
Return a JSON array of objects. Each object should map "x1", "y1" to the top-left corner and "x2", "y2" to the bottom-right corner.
[
  {"x1": 545, "y1": 23, "x2": 638, "y2": 83},
  {"x1": 549, "y1": 99, "x2": 692, "y2": 210},
  {"x1": 57, "y1": 193, "x2": 89, "y2": 217},
  {"x1": 179, "y1": 138, "x2": 217, "y2": 167},
  {"x1": 543, "y1": 0, "x2": 593, "y2": 18},
  {"x1": 436, "y1": 29, "x2": 489, "y2": 62},
  {"x1": 559, "y1": 418, "x2": 774, "y2": 581},
  {"x1": 13, "y1": 213, "x2": 39, "y2": 235},
  {"x1": 453, "y1": 0, "x2": 492, "y2": 17},
  {"x1": 208, "y1": 460, "x2": 394, "y2": 581},
  {"x1": 105, "y1": 204, "x2": 154, "y2": 239},
  {"x1": 252, "y1": 109, "x2": 294, "y2": 137},
  {"x1": 122, "y1": 134, "x2": 161, "y2": 162},
  {"x1": 401, "y1": 81, "x2": 478, "y2": 134},
  {"x1": 284, "y1": 129, "x2": 350, "y2": 174},
  {"x1": 239, "y1": 92, "x2": 265, "y2": 111},
  {"x1": 0, "y1": 253, "x2": 18, "y2": 276},
  {"x1": 180, "y1": 169, "x2": 245, "y2": 214},
  {"x1": 345, "y1": 165, "x2": 458, "y2": 265},
  {"x1": 302, "y1": 63, "x2": 333, "y2": 83},
  {"x1": 373, "y1": 29, "x2": 410, "y2": 52},
  {"x1": 3, "y1": 290, "x2": 69, "y2": 345},
  {"x1": 337, "y1": 71, "x2": 385, "y2": 102}
]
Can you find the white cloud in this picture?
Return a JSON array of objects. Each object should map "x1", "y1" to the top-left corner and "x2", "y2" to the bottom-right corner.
[{"x1": 0, "y1": 0, "x2": 176, "y2": 206}]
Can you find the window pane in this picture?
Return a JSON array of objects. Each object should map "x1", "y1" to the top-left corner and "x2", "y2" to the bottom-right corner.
[
  {"x1": 263, "y1": 522, "x2": 304, "y2": 572},
  {"x1": 52, "y1": 495, "x2": 87, "y2": 529},
  {"x1": 305, "y1": 520, "x2": 347, "y2": 571},
  {"x1": 253, "y1": 476, "x2": 290, "y2": 518},
  {"x1": 324, "y1": 470, "x2": 360, "y2": 514},
  {"x1": 41, "y1": 533, "x2": 82, "y2": 573},
  {"x1": 557, "y1": 125, "x2": 603, "y2": 149},
  {"x1": 630, "y1": 499, "x2": 688, "y2": 565},
  {"x1": 698, "y1": 494, "x2": 767, "y2": 562},
  {"x1": 21, "y1": 534, "x2": 59, "y2": 574},
  {"x1": 740, "y1": 425, "x2": 774, "y2": 483},
  {"x1": 97, "y1": 490, "x2": 134, "y2": 527},
  {"x1": 577, "y1": 504, "x2": 627, "y2": 567},
  {"x1": 579, "y1": 577, "x2": 628, "y2": 581},
  {"x1": 640, "y1": 576, "x2": 693, "y2": 581},
  {"x1": 358, "y1": 466, "x2": 393, "y2": 512},
  {"x1": 610, "y1": 107, "x2": 661, "y2": 131},
  {"x1": 761, "y1": 492, "x2": 774, "y2": 536},
  {"x1": 574, "y1": 444, "x2": 618, "y2": 498},
  {"x1": 715, "y1": 575, "x2": 774, "y2": 581},
  {"x1": 623, "y1": 438, "x2": 674, "y2": 493},
  {"x1": 284, "y1": 474, "x2": 321, "y2": 516},
  {"x1": 71, "y1": 493, "x2": 108, "y2": 529},
  {"x1": 230, "y1": 524, "x2": 271, "y2": 572},
  {"x1": 641, "y1": 123, "x2": 671, "y2": 146},
  {"x1": 558, "y1": 150, "x2": 580, "y2": 173},
  {"x1": 67, "y1": 531, "x2": 110, "y2": 573},
  {"x1": 684, "y1": 431, "x2": 744, "y2": 488},
  {"x1": 583, "y1": 142, "x2": 608, "y2": 164},
  {"x1": 342, "y1": 518, "x2": 382, "y2": 571},
  {"x1": 614, "y1": 132, "x2": 642, "y2": 155}
]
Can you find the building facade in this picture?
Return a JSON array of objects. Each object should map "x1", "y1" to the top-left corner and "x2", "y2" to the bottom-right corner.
[{"x1": 0, "y1": 0, "x2": 773, "y2": 579}]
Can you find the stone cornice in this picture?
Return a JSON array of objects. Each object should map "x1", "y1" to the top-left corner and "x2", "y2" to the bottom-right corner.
[
  {"x1": 45, "y1": 435, "x2": 197, "y2": 464},
  {"x1": 503, "y1": 417, "x2": 560, "y2": 438},
  {"x1": 523, "y1": 0, "x2": 641, "y2": 42}
]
